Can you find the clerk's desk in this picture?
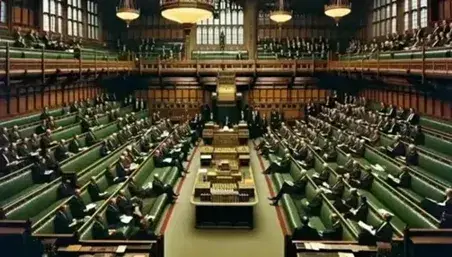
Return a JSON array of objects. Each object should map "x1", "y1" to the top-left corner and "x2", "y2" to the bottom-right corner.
[
  {"x1": 202, "y1": 122, "x2": 249, "y2": 145},
  {"x1": 190, "y1": 163, "x2": 258, "y2": 229}
]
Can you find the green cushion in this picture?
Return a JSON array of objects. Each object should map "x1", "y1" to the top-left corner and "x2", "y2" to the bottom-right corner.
[
  {"x1": 419, "y1": 117, "x2": 452, "y2": 134},
  {"x1": 416, "y1": 153, "x2": 452, "y2": 186},
  {"x1": 423, "y1": 133, "x2": 452, "y2": 157},
  {"x1": 0, "y1": 108, "x2": 63, "y2": 129}
]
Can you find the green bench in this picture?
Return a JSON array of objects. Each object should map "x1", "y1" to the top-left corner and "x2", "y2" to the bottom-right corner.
[
  {"x1": 0, "y1": 109, "x2": 137, "y2": 213},
  {"x1": 19, "y1": 114, "x2": 78, "y2": 138},
  {"x1": 422, "y1": 133, "x2": 452, "y2": 158},
  {"x1": 192, "y1": 50, "x2": 249, "y2": 60},
  {"x1": 0, "y1": 108, "x2": 64, "y2": 129},
  {"x1": 419, "y1": 117, "x2": 452, "y2": 134}
]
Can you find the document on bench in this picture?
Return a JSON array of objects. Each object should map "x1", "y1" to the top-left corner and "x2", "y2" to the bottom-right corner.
[
  {"x1": 116, "y1": 245, "x2": 127, "y2": 254},
  {"x1": 358, "y1": 221, "x2": 376, "y2": 235},
  {"x1": 372, "y1": 164, "x2": 385, "y2": 172},
  {"x1": 388, "y1": 174, "x2": 400, "y2": 183},
  {"x1": 200, "y1": 154, "x2": 211, "y2": 159},
  {"x1": 86, "y1": 203, "x2": 97, "y2": 211},
  {"x1": 120, "y1": 215, "x2": 133, "y2": 224},
  {"x1": 79, "y1": 147, "x2": 89, "y2": 151},
  {"x1": 425, "y1": 197, "x2": 444, "y2": 206},
  {"x1": 162, "y1": 131, "x2": 169, "y2": 137},
  {"x1": 163, "y1": 158, "x2": 172, "y2": 163},
  {"x1": 44, "y1": 170, "x2": 54, "y2": 175},
  {"x1": 129, "y1": 163, "x2": 139, "y2": 171}
]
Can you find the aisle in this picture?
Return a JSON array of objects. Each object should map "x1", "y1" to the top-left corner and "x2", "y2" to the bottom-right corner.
[{"x1": 162, "y1": 141, "x2": 284, "y2": 257}]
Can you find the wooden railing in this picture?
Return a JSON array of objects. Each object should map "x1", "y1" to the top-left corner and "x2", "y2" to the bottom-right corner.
[{"x1": 3, "y1": 52, "x2": 452, "y2": 79}]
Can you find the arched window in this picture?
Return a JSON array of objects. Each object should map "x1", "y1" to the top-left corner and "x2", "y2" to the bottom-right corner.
[
  {"x1": 0, "y1": 0, "x2": 7, "y2": 24},
  {"x1": 372, "y1": 0, "x2": 397, "y2": 37},
  {"x1": 196, "y1": 0, "x2": 244, "y2": 46},
  {"x1": 43, "y1": 0, "x2": 63, "y2": 33},
  {"x1": 87, "y1": 0, "x2": 99, "y2": 39},
  {"x1": 67, "y1": 0, "x2": 83, "y2": 37},
  {"x1": 404, "y1": 0, "x2": 428, "y2": 31}
]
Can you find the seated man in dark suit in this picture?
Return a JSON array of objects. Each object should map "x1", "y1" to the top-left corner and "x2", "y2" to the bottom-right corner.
[
  {"x1": 113, "y1": 156, "x2": 130, "y2": 183},
  {"x1": 334, "y1": 188, "x2": 359, "y2": 213},
  {"x1": 68, "y1": 135, "x2": 84, "y2": 154},
  {"x1": 320, "y1": 175, "x2": 345, "y2": 199},
  {"x1": 405, "y1": 108, "x2": 419, "y2": 125},
  {"x1": 100, "y1": 140, "x2": 111, "y2": 157},
  {"x1": 312, "y1": 163, "x2": 330, "y2": 185},
  {"x1": 336, "y1": 153, "x2": 353, "y2": 174},
  {"x1": 9, "y1": 126, "x2": 21, "y2": 142},
  {"x1": 358, "y1": 210, "x2": 394, "y2": 245},
  {"x1": 386, "y1": 118, "x2": 400, "y2": 135},
  {"x1": 92, "y1": 214, "x2": 125, "y2": 240},
  {"x1": 81, "y1": 115, "x2": 92, "y2": 133},
  {"x1": 54, "y1": 204, "x2": 82, "y2": 234},
  {"x1": 382, "y1": 135, "x2": 405, "y2": 158},
  {"x1": 40, "y1": 107, "x2": 50, "y2": 120},
  {"x1": 0, "y1": 147, "x2": 19, "y2": 174},
  {"x1": 269, "y1": 175, "x2": 308, "y2": 206},
  {"x1": 154, "y1": 149, "x2": 185, "y2": 176},
  {"x1": 107, "y1": 134, "x2": 119, "y2": 151},
  {"x1": 350, "y1": 139, "x2": 365, "y2": 157},
  {"x1": 322, "y1": 141, "x2": 337, "y2": 162},
  {"x1": 31, "y1": 156, "x2": 54, "y2": 182},
  {"x1": 29, "y1": 133, "x2": 40, "y2": 152},
  {"x1": 301, "y1": 189, "x2": 323, "y2": 215},
  {"x1": 40, "y1": 129, "x2": 54, "y2": 150},
  {"x1": 132, "y1": 218, "x2": 158, "y2": 240},
  {"x1": 345, "y1": 196, "x2": 369, "y2": 221},
  {"x1": 409, "y1": 125, "x2": 425, "y2": 145},
  {"x1": 140, "y1": 137, "x2": 153, "y2": 153},
  {"x1": 300, "y1": 150, "x2": 315, "y2": 170},
  {"x1": 320, "y1": 214, "x2": 342, "y2": 240},
  {"x1": 0, "y1": 127, "x2": 10, "y2": 148},
  {"x1": 348, "y1": 166, "x2": 373, "y2": 190},
  {"x1": 106, "y1": 198, "x2": 122, "y2": 225},
  {"x1": 17, "y1": 139, "x2": 32, "y2": 158},
  {"x1": 36, "y1": 120, "x2": 48, "y2": 135},
  {"x1": 54, "y1": 139, "x2": 72, "y2": 162},
  {"x1": 117, "y1": 190, "x2": 143, "y2": 218},
  {"x1": 128, "y1": 177, "x2": 153, "y2": 198},
  {"x1": 58, "y1": 179, "x2": 76, "y2": 198},
  {"x1": 292, "y1": 216, "x2": 321, "y2": 240},
  {"x1": 404, "y1": 144, "x2": 419, "y2": 166},
  {"x1": 70, "y1": 188, "x2": 97, "y2": 219},
  {"x1": 263, "y1": 152, "x2": 290, "y2": 174},
  {"x1": 85, "y1": 132, "x2": 97, "y2": 147},
  {"x1": 152, "y1": 174, "x2": 178, "y2": 203},
  {"x1": 387, "y1": 166, "x2": 411, "y2": 188},
  {"x1": 43, "y1": 148, "x2": 62, "y2": 176},
  {"x1": 87, "y1": 177, "x2": 109, "y2": 201}
]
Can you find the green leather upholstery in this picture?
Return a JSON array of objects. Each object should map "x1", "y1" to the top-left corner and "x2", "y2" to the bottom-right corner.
[
  {"x1": 0, "y1": 108, "x2": 63, "y2": 129},
  {"x1": 422, "y1": 133, "x2": 452, "y2": 157},
  {"x1": 192, "y1": 50, "x2": 249, "y2": 60},
  {"x1": 419, "y1": 117, "x2": 452, "y2": 134}
]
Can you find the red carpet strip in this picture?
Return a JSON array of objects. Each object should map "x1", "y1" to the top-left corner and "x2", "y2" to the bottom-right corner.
[
  {"x1": 159, "y1": 144, "x2": 199, "y2": 234},
  {"x1": 252, "y1": 140, "x2": 289, "y2": 236}
]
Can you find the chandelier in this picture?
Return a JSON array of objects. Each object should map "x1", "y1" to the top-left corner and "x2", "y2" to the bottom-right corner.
[
  {"x1": 270, "y1": 0, "x2": 292, "y2": 24},
  {"x1": 160, "y1": 0, "x2": 214, "y2": 24},
  {"x1": 324, "y1": 0, "x2": 351, "y2": 25},
  {"x1": 116, "y1": 0, "x2": 140, "y2": 27}
]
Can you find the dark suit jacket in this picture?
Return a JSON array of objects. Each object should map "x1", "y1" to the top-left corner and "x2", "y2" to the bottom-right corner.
[
  {"x1": 86, "y1": 133, "x2": 96, "y2": 146},
  {"x1": 375, "y1": 221, "x2": 393, "y2": 242},
  {"x1": 331, "y1": 181, "x2": 345, "y2": 196},
  {"x1": 36, "y1": 125, "x2": 47, "y2": 135},
  {"x1": 70, "y1": 195, "x2": 87, "y2": 219},
  {"x1": 40, "y1": 135, "x2": 51, "y2": 150},
  {"x1": 390, "y1": 141, "x2": 406, "y2": 156},
  {"x1": 54, "y1": 145, "x2": 68, "y2": 162},
  {"x1": 344, "y1": 195, "x2": 359, "y2": 209},
  {"x1": 152, "y1": 179, "x2": 167, "y2": 196},
  {"x1": 117, "y1": 195, "x2": 134, "y2": 215},
  {"x1": 54, "y1": 210, "x2": 73, "y2": 234},
  {"x1": 406, "y1": 113, "x2": 419, "y2": 125},
  {"x1": 100, "y1": 145, "x2": 110, "y2": 157},
  {"x1": 406, "y1": 152, "x2": 418, "y2": 166},
  {"x1": 93, "y1": 219, "x2": 109, "y2": 239},
  {"x1": 353, "y1": 202, "x2": 369, "y2": 221},
  {"x1": 115, "y1": 163, "x2": 127, "y2": 182},
  {"x1": 106, "y1": 203, "x2": 121, "y2": 225},
  {"x1": 68, "y1": 139, "x2": 80, "y2": 153}
]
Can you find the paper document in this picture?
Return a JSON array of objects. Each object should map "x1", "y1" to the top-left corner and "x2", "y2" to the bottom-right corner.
[
  {"x1": 322, "y1": 187, "x2": 332, "y2": 194},
  {"x1": 285, "y1": 180, "x2": 294, "y2": 187},
  {"x1": 116, "y1": 245, "x2": 127, "y2": 254},
  {"x1": 129, "y1": 163, "x2": 138, "y2": 171},
  {"x1": 358, "y1": 221, "x2": 375, "y2": 235},
  {"x1": 163, "y1": 158, "x2": 172, "y2": 163},
  {"x1": 162, "y1": 131, "x2": 169, "y2": 137},
  {"x1": 373, "y1": 164, "x2": 385, "y2": 172},
  {"x1": 199, "y1": 168, "x2": 208, "y2": 173},
  {"x1": 142, "y1": 182, "x2": 153, "y2": 190},
  {"x1": 120, "y1": 215, "x2": 133, "y2": 224},
  {"x1": 200, "y1": 155, "x2": 211, "y2": 159},
  {"x1": 80, "y1": 147, "x2": 89, "y2": 151},
  {"x1": 44, "y1": 170, "x2": 54, "y2": 175},
  {"x1": 86, "y1": 203, "x2": 96, "y2": 211}
]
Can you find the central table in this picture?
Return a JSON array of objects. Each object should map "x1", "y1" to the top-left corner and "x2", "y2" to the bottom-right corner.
[{"x1": 190, "y1": 163, "x2": 258, "y2": 229}]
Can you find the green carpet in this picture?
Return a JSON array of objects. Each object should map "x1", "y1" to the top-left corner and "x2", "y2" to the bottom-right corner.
[{"x1": 163, "y1": 141, "x2": 284, "y2": 257}]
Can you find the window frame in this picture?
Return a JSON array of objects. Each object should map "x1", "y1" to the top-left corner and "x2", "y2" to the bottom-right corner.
[
  {"x1": 42, "y1": 0, "x2": 64, "y2": 34},
  {"x1": 372, "y1": 0, "x2": 397, "y2": 37}
]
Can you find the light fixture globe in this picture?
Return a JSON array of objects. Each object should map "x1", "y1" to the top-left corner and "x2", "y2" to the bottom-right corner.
[
  {"x1": 116, "y1": 0, "x2": 140, "y2": 27},
  {"x1": 270, "y1": 10, "x2": 292, "y2": 23},
  {"x1": 160, "y1": 0, "x2": 214, "y2": 24},
  {"x1": 324, "y1": 0, "x2": 351, "y2": 25}
]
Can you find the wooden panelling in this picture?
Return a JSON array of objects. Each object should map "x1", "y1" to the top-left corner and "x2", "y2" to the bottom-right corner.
[
  {"x1": 360, "y1": 89, "x2": 452, "y2": 120},
  {"x1": 249, "y1": 87, "x2": 330, "y2": 121},
  {"x1": 0, "y1": 83, "x2": 101, "y2": 119}
]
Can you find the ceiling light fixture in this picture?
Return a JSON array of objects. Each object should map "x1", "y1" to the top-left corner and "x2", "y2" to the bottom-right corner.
[{"x1": 116, "y1": 0, "x2": 140, "y2": 28}]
